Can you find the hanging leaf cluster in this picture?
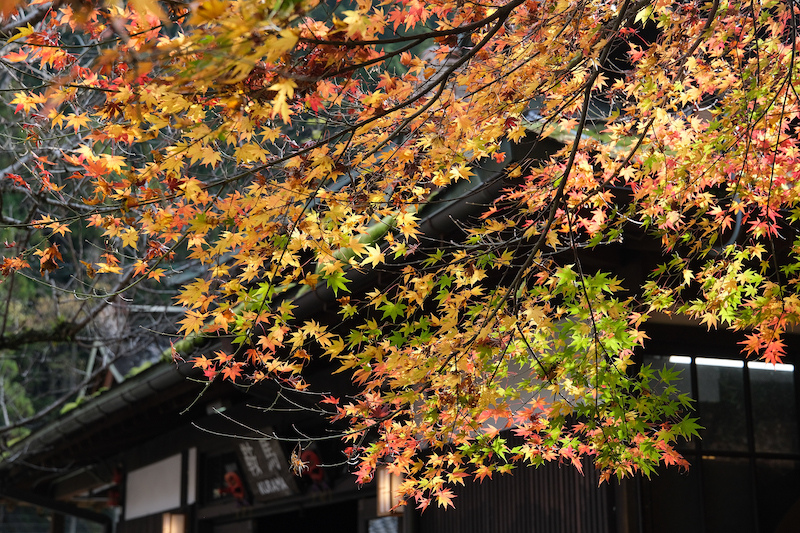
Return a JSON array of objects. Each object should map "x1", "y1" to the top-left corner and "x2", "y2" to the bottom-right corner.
[{"x1": 2, "y1": 0, "x2": 799, "y2": 509}]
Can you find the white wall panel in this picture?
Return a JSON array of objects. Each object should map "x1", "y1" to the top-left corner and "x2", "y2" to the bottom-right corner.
[{"x1": 125, "y1": 454, "x2": 182, "y2": 519}]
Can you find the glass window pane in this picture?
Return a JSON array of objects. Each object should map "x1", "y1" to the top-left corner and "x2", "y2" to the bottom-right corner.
[
  {"x1": 697, "y1": 363, "x2": 747, "y2": 451},
  {"x1": 648, "y1": 355, "x2": 693, "y2": 397},
  {"x1": 755, "y1": 459, "x2": 800, "y2": 533},
  {"x1": 645, "y1": 456, "x2": 702, "y2": 533},
  {"x1": 702, "y1": 456, "x2": 755, "y2": 533},
  {"x1": 749, "y1": 364, "x2": 799, "y2": 454},
  {"x1": 369, "y1": 517, "x2": 400, "y2": 533}
]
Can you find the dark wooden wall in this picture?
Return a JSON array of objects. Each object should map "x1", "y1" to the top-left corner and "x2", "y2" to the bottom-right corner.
[{"x1": 419, "y1": 462, "x2": 612, "y2": 533}]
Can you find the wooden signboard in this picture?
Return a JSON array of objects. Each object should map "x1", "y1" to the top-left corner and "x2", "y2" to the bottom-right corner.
[{"x1": 235, "y1": 434, "x2": 298, "y2": 501}]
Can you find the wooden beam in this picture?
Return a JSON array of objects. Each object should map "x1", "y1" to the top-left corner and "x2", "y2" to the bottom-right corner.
[{"x1": 0, "y1": 489, "x2": 112, "y2": 533}]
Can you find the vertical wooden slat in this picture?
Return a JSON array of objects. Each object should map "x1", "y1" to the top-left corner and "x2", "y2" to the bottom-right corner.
[{"x1": 419, "y1": 458, "x2": 611, "y2": 533}]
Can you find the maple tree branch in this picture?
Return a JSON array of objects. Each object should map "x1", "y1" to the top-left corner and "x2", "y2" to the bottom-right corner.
[
  {"x1": 0, "y1": 3, "x2": 51, "y2": 38},
  {"x1": 672, "y1": 0, "x2": 721, "y2": 72},
  {"x1": 0, "y1": 202, "x2": 40, "y2": 339},
  {"x1": 435, "y1": 0, "x2": 638, "y2": 377},
  {"x1": 298, "y1": 0, "x2": 526, "y2": 48},
  {"x1": 359, "y1": 4, "x2": 520, "y2": 160},
  {"x1": 319, "y1": 37, "x2": 426, "y2": 79},
  {"x1": 0, "y1": 301, "x2": 122, "y2": 354},
  {"x1": 0, "y1": 320, "x2": 84, "y2": 350}
]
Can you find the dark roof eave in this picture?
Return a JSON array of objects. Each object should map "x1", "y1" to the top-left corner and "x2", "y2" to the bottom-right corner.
[{"x1": 3, "y1": 362, "x2": 191, "y2": 468}]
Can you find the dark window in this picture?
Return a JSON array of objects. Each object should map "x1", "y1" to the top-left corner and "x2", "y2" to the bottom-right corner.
[
  {"x1": 202, "y1": 452, "x2": 249, "y2": 505},
  {"x1": 755, "y1": 459, "x2": 800, "y2": 533},
  {"x1": 696, "y1": 359, "x2": 748, "y2": 452},
  {"x1": 643, "y1": 353, "x2": 800, "y2": 533},
  {"x1": 702, "y1": 456, "x2": 756, "y2": 532},
  {"x1": 750, "y1": 364, "x2": 799, "y2": 454},
  {"x1": 644, "y1": 462, "x2": 702, "y2": 533}
]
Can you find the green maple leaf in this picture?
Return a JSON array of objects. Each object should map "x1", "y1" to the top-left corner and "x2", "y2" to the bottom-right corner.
[{"x1": 325, "y1": 271, "x2": 351, "y2": 296}]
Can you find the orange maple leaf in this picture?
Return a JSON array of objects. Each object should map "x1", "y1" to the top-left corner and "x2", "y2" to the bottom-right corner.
[
  {"x1": 434, "y1": 488, "x2": 455, "y2": 509},
  {"x1": 474, "y1": 464, "x2": 493, "y2": 483},
  {"x1": 214, "y1": 350, "x2": 234, "y2": 364},
  {"x1": 178, "y1": 310, "x2": 207, "y2": 335},
  {"x1": 221, "y1": 362, "x2": 244, "y2": 382},
  {"x1": 192, "y1": 355, "x2": 212, "y2": 370}
]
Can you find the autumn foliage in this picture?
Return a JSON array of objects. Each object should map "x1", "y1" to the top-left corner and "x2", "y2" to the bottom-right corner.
[{"x1": 2, "y1": 0, "x2": 800, "y2": 509}]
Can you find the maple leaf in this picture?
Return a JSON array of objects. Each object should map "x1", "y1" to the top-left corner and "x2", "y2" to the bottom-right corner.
[
  {"x1": 178, "y1": 310, "x2": 208, "y2": 335},
  {"x1": 305, "y1": 92, "x2": 323, "y2": 112},
  {"x1": 761, "y1": 338, "x2": 787, "y2": 365},
  {"x1": 361, "y1": 245, "x2": 385, "y2": 268},
  {"x1": 34, "y1": 243, "x2": 63, "y2": 274},
  {"x1": 65, "y1": 114, "x2": 91, "y2": 132},
  {"x1": 221, "y1": 362, "x2": 244, "y2": 382},
  {"x1": 474, "y1": 465, "x2": 493, "y2": 483},
  {"x1": 395, "y1": 212, "x2": 421, "y2": 241},
  {"x1": 7, "y1": 23, "x2": 34, "y2": 43},
  {"x1": 129, "y1": 0, "x2": 166, "y2": 19},
  {"x1": 214, "y1": 350, "x2": 234, "y2": 365},
  {"x1": 0, "y1": 257, "x2": 30, "y2": 276},
  {"x1": 132, "y1": 260, "x2": 149, "y2": 277},
  {"x1": 120, "y1": 228, "x2": 139, "y2": 249},
  {"x1": 5, "y1": 173, "x2": 30, "y2": 190},
  {"x1": 3, "y1": 50, "x2": 29, "y2": 63},
  {"x1": 325, "y1": 270, "x2": 351, "y2": 296},
  {"x1": 415, "y1": 498, "x2": 431, "y2": 512},
  {"x1": 320, "y1": 395, "x2": 339, "y2": 405},
  {"x1": 446, "y1": 470, "x2": 468, "y2": 486},
  {"x1": 10, "y1": 91, "x2": 46, "y2": 113},
  {"x1": 269, "y1": 78, "x2": 298, "y2": 124},
  {"x1": 80, "y1": 261, "x2": 96, "y2": 279},
  {"x1": 147, "y1": 269, "x2": 166, "y2": 281},
  {"x1": 192, "y1": 355, "x2": 212, "y2": 370},
  {"x1": 95, "y1": 262, "x2": 123, "y2": 274},
  {"x1": 434, "y1": 488, "x2": 455, "y2": 509},
  {"x1": 739, "y1": 333, "x2": 762, "y2": 356}
]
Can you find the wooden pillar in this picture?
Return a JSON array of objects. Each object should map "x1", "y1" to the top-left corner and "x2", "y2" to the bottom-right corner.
[{"x1": 50, "y1": 512, "x2": 65, "y2": 533}]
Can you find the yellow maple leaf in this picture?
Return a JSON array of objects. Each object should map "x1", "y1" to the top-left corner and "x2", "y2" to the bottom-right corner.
[
  {"x1": 7, "y1": 23, "x2": 35, "y2": 43},
  {"x1": 10, "y1": 91, "x2": 46, "y2": 113},
  {"x1": 188, "y1": 0, "x2": 228, "y2": 24},
  {"x1": 179, "y1": 310, "x2": 208, "y2": 335},
  {"x1": 121, "y1": 228, "x2": 139, "y2": 250},
  {"x1": 361, "y1": 245, "x2": 385, "y2": 268},
  {"x1": 264, "y1": 29, "x2": 299, "y2": 63},
  {"x1": 65, "y1": 114, "x2": 91, "y2": 132},
  {"x1": 448, "y1": 164, "x2": 474, "y2": 182},
  {"x1": 95, "y1": 262, "x2": 123, "y2": 275},
  {"x1": 269, "y1": 78, "x2": 298, "y2": 124},
  {"x1": 395, "y1": 211, "x2": 421, "y2": 241},
  {"x1": 342, "y1": 10, "x2": 368, "y2": 38}
]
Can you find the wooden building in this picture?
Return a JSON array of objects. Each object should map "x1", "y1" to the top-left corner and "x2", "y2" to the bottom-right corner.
[{"x1": 1, "y1": 321, "x2": 800, "y2": 533}]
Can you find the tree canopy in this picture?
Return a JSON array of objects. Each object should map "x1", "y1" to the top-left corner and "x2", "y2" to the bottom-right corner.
[{"x1": 0, "y1": 0, "x2": 797, "y2": 510}]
